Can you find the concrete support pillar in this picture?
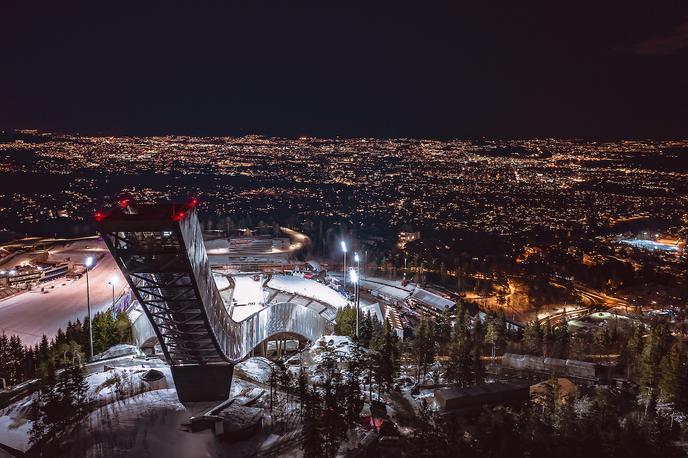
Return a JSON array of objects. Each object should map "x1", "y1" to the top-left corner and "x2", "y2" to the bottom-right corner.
[{"x1": 171, "y1": 364, "x2": 234, "y2": 404}]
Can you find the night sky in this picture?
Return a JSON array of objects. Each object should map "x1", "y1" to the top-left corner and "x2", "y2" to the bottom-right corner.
[{"x1": 2, "y1": 1, "x2": 688, "y2": 139}]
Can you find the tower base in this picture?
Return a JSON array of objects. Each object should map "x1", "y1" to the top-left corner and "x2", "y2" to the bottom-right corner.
[{"x1": 171, "y1": 364, "x2": 234, "y2": 404}]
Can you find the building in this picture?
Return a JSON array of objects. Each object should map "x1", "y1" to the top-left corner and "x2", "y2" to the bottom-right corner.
[
  {"x1": 409, "y1": 288, "x2": 456, "y2": 316},
  {"x1": 434, "y1": 382, "x2": 530, "y2": 415}
]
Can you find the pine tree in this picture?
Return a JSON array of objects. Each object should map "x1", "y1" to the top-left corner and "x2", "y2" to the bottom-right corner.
[
  {"x1": 434, "y1": 308, "x2": 452, "y2": 356},
  {"x1": 555, "y1": 320, "x2": 570, "y2": 359},
  {"x1": 114, "y1": 311, "x2": 132, "y2": 344},
  {"x1": 359, "y1": 310, "x2": 373, "y2": 348},
  {"x1": 497, "y1": 307, "x2": 508, "y2": 339},
  {"x1": 297, "y1": 365, "x2": 308, "y2": 414},
  {"x1": 8, "y1": 335, "x2": 25, "y2": 385},
  {"x1": 485, "y1": 312, "x2": 501, "y2": 360},
  {"x1": 640, "y1": 324, "x2": 670, "y2": 391},
  {"x1": 334, "y1": 305, "x2": 356, "y2": 338},
  {"x1": 624, "y1": 322, "x2": 645, "y2": 379},
  {"x1": 371, "y1": 320, "x2": 400, "y2": 395},
  {"x1": 446, "y1": 313, "x2": 473, "y2": 387},
  {"x1": 0, "y1": 333, "x2": 9, "y2": 386},
  {"x1": 344, "y1": 344, "x2": 365, "y2": 427},
  {"x1": 658, "y1": 346, "x2": 681, "y2": 404},
  {"x1": 472, "y1": 319, "x2": 485, "y2": 383},
  {"x1": 302, "y1": 387, "x2": 324, "y2": 458},
  {"x1": 370, "y1": 314, "x2": 384, "y2": 349},
  {"x1": 322, "y1": 376, "x2": 347, "y2": 457},
  {"x1": 523, "y1": 320, "x2": 544, "y2": 356},
  {"x1": 542, "y1": 320, "x2": 555, "y2": 357},
  {"x1": 29, "y1": 362, "x2": 90, "y2": 449},
  {"x1": 413, "y1": 317, "x2": 435, "y2": 383}
]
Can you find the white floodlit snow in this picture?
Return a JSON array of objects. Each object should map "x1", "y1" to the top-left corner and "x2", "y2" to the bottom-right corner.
[
  {"x1": 213, "y1": 273, "x2": 230, "y2": 291},
  {"x1": 231, "y1": 275, "x2": 266, "y2": 305},
  {"x1": 268, "y1": 275, "x2": 348, "y2": 308},
  {"x1": 234, "y1": 357, "x2": 273, "y2": 384},
  {"x1": 0, "y1": 238, "x2": 127, "y2": 346},
  {"x1": 0, "y1": 411, "x2": 32, "y2": 452}
]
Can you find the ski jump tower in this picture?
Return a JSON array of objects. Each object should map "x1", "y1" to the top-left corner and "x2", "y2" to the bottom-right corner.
[{"x1": 97, "y1": 201, "x2": 329, "y2": 403}]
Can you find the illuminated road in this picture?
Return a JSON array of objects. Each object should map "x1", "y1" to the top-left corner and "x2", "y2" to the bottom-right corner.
[{"x1": 0, "y1": 238, "x2": 127, "y2": 346}]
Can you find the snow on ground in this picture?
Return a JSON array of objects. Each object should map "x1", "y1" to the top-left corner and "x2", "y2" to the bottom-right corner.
[
  {"x1": 0, "y1": 363, "x2": 175, "y2": 453},
  {"x1": 85, "y1": 364, "x2": 173, "y2": 401},
  {"x1": 232, "y1": 275, "x2": 266, "y2": 305},
  {"x1": 76, "y1": 387, "x2": 265, "y2": 458},
  {"x1": 230, "y1": 275, "x2": 267, "y2": 321},
  {"x1": 306, "y1": 335, "x2": 356, "y2": 366},
  {"x1": 213, "y1": 273, "x2": 230, "y2": 291},
  {"x1": 91, "y1": 344, "x2": 143, "y2": 361},
  {"x1": 0, "y1": 404, "x2": 32, "y2": 452},
  {"x1": 268, "y1": 275, "x2": 348, "y2": 308},
  {"x1": 234, "y1": 357, "x2": 273, "y2": 384},
  {"x1": 0, "y1": 238, "x2": 127, "y2": 346},
  {"x1": 231, "y1": 304, "x2": 265, "y2": 322}
]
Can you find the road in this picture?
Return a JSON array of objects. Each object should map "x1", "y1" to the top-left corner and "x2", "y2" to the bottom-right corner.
[{"x1": 0, "y1": 238, "x2": 127, "y2": 346}]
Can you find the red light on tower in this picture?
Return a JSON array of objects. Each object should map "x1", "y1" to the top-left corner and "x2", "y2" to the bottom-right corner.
[
  {"x1": 190, "y1": 197, "x2": 199, "y2": 207},
  {"x1": 94, "y1": 211, "x2": 106, "y2": 222},
  {"x1": 172, "y1": 211, "x2": 186, "y2": 221},
  {"x1": 119, "y1": 198, "x2": 129, "y2": 209}
]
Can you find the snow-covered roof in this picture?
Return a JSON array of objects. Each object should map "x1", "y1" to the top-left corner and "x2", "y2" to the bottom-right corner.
[
  {"x1": 267, "y1": 275, "x2": 348, "y2": 309},
  {"x1": 306, "y1": 260, "x2": 322, "y2": 272},
  {"x1": 411, "y1": 288, "x2": 455, "y2": 311},
  {"x1": 360, "y1": 302, "x2": 384, "y2": 323}
]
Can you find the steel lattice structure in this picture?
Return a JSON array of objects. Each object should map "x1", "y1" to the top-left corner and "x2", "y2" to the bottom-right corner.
[{"x1": 98, "y1": 202, "x2": 331, "y2": 401}]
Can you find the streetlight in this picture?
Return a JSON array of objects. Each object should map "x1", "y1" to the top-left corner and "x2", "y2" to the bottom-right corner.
[
  {"x1": 85, "y1": 256, "x2": 94, "y2": 359},
  {"x1": 341, "y1": 240, "x2": 347, "y2": 289},
  {"x1": 354, "y1": 252, "x2": 360, "y2": 274},
  {"x1": 350, "y1": 268, "x2": 360, "y2": 338},
  {"x1": 108, "y1": 275, "x2": 118, "y2": 313},
  {"x1": 364, "y1": 250, "x2": 368, "y2": 280}
]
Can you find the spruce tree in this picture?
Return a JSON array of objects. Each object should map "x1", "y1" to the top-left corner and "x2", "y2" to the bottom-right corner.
[
  {"x1": 413, "y1": 317, "x2": 434, "y2": 383},
  {"x1": 434, "y1": 308, "x2": 452, "y2": 356},
  {"x1": 359, "y1": 310, "x2": 373, "y2": 348},
  {"x1": 658, "y1": 347, "x2": 680, "y2": 404},
  {"x1": 0, "y1": 333, "x2": 9, "y2": 386},
  {"x1": 446, "y1": 313, "x2": 473, "y2": 386},
  {"x1": 302, "y1": 387, "x2": 324, "y2": 458},
  {"x1": 523, "y1": 320, "x2": 544, "y2": 355},
  {"x1": 322, "y1": 376, "x2": 347, "y2": 457}
]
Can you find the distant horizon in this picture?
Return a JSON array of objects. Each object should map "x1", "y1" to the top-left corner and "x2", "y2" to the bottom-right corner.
[{"x1": 4, "y1": 128, "x2": 688, "y2": 143}]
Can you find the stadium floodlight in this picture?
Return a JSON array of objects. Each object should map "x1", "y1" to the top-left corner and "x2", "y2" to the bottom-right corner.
[
  {"x1": 108, "y1": 276, "x2": 118, "y2": 312},
  {"x1": 349, "y1": 267, "x2": 360, "y2": 338},
  {"x1": 341, "y1": 241, "x2": 348, "y2": 289},
  {"x1": 85, "y1": 256, "x2": 94, "y2": 267},
  {"x1": 354, "y1": 252, "x2": 360, "y2": 263}
]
